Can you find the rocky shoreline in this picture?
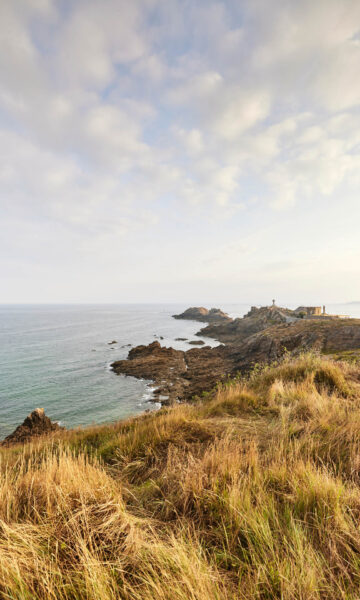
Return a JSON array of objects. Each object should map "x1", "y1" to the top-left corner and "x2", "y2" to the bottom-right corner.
[
  {"x1": 111, "y1": 305, "x2": 360, "y2": 405},
  {"x1": 4, "y1": 305, "x2": 360, "y2": 444}
]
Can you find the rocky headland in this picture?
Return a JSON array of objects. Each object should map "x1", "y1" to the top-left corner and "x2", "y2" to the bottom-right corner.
[
  {"x1": 196, "y1": 305, "x2": 292, "y2": 343},
  {"x1": 112, "y1": 305, "x2": 360, "y2": 404},
  {"x1": 5, "y1": 306, "x2": 360, "y2": 444}
]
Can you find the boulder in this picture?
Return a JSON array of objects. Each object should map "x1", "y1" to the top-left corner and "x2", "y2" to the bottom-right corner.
[{"x1": 1, "y1": 408, "x2": 62, "y2": 446}]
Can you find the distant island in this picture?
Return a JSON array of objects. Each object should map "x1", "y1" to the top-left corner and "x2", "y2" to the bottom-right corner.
[{"x1": 173, "y1": 306, "x2": 231, "y2": 323}]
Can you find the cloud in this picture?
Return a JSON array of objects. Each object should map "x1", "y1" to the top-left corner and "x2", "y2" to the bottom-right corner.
[
  {"x1": 208, "y1": 88, "x2": 271, "y2": 140},
  {"x1": 312, "y1": 43, "x2": 360, "y2": 111},
  {"x1": 55, "y1": 0, "x2": 150, "y2": 89},
  {"x1": 173, "y1": 127, "x2": 204, "y2": 155},
  {"x1": 1, "y1": 0, "x2": 360, "y2": 301},
  {"x1": 83, "y1": 105, "x2": 150, "y2": 168}
]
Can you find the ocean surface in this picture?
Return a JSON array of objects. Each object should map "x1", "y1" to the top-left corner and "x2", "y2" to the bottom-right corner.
[{"x1": 1, "y1": 302, "x2": 359, "y2": 440}]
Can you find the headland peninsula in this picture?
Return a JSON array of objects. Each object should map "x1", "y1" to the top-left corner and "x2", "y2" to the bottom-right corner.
[{"x1": 111, "y1": 302, "x2": 360, "y2": 404}]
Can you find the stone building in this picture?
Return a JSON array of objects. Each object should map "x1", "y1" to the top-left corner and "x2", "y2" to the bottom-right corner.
[{"x1": 294, "y1": 306, "x2": 322, "y2": 316}]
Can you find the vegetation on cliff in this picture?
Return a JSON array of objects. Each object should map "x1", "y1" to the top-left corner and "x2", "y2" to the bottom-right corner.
[{"x1": 2, "y1": 354, "x2": 360, "y2": 598}]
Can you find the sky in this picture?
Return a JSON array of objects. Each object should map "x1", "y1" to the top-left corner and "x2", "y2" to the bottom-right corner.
[{"x1": 1, "y1": 0, "x2": 360, "y2": 305}]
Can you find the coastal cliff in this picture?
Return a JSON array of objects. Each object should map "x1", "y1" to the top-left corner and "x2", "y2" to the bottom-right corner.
[{"x1": 4, "y1": 309, "x2": 360, "y2": 598}]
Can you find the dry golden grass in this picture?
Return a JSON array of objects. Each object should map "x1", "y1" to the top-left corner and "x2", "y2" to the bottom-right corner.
[{"x1": 2, "y1": 353, "x2": 360, "y2": 598}]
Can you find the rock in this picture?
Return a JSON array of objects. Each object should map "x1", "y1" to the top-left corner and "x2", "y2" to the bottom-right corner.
[
  {"x1": 111, "y1": 314, "x2": 360, "y2": 405},
  {"x1": 223, "y1": 318, "x2": 360, "y2": 372},
  {"x1": 175, "y1": 337, "x2": 188, "y2": 341},
  {"x1": 188, "y1": 340, "x2": 205, "y2": 345},
  {"x1": 173, "y1": 307, "x2": 231, "y2": 323},
  {"x1": 108, "y1": 340, "x2": 117, "y2": 345},
  {"x1": 197, "y1": 305, "x2": 290, "y2": 344},
  {"x1": 111, "y1": 342, "x2": 235, "y2": 404},
  {"x1": 113, "y1": 341, "x2": 185, "y2": 381},
  {"x1": 1, "y1": 408, "x2": 62, "y2": 446}
]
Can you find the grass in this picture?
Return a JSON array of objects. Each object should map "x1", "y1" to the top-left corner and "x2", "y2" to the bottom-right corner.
[{"x1": 2, "y1": 353, "x2": 360, "y2": 598}]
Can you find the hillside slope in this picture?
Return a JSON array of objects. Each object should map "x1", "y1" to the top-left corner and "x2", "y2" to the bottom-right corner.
[{"x1": 2, "y1": 354, "x2": 360, "y2": 598}]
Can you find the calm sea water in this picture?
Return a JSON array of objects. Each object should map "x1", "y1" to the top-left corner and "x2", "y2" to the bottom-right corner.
[
  {"x1": 1, "y1": 302, "x2": 359, "y2": 439},
  {"x1": 0, "y1": 303, "x2": 240, "y2": 440}
]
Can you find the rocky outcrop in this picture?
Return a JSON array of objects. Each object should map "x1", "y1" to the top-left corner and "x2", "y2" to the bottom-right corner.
[
  {"x1": 225, "y1": 318, "x2": 360, "y2": 372},
  {"x1": 1, "y1": 408, "x2": 62, "y2": 446},
  {"x1": 112, "y1": 341, "x2": 236, "y2": 404},
  {"x1": 112, "y1": 318, "x2": 360, "y2": 404},
  {"x1": 115, "y1": 341, "x2": 186, "y2": 383},
  {"x1": 173, "y1": 307, "x2": 231, "y2": 323},
  {"x1": 197, "y1": 305, "x2": 290, "y2": 343}
]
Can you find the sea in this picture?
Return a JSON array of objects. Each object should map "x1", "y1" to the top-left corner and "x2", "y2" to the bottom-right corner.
[{"x1": 1, "y1": 302, "x2": 360, "y2": 440}]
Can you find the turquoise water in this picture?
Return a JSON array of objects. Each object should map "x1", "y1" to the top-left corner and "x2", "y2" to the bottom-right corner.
[
  {"x1": 0, "y1": 304, "x2": 227, "y2": 439},
  {"x1": 1, "y1": 302, "x2": 359, "y2": 440}
]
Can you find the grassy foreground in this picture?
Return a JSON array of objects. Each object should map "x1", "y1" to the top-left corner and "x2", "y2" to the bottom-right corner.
[{"x1": 2, "y1": 354, "x2": 360, "y2": 599}]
